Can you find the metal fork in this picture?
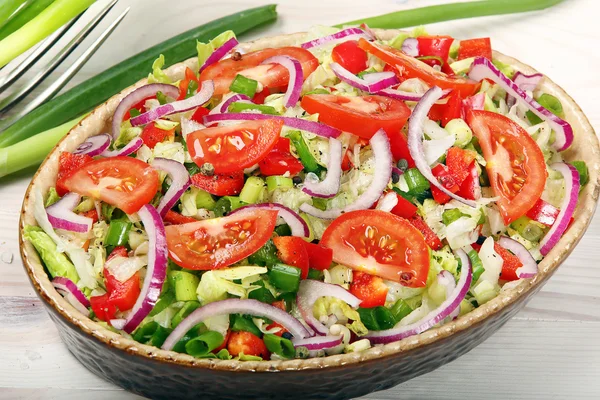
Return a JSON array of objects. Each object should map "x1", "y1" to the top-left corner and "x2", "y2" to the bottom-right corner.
[{"x1": 0, "y1": 0, "x2": 130, "y2": 131}]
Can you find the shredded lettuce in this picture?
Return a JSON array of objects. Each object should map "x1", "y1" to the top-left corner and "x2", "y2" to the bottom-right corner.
[
  {"x1": 323, "y1": 264, "x2": 353, "y2": 289},
  {"x1": 269, "y1": 187, "x2": 312, "y2": 212},
  {"x1": 23, "y1": 225, "x2": 80, "y2": 282},
  {"x1": 313, "y1": 297, "x2": 367, "y2": 336},
  {"x1": 477, "y1": 237, "x2": 503, "y2": 287},
  {"x1": 147, "y1": 54, "x2": 172, "y2": 84},
  {"x1": 115, "y1": 122, "x2": 143, "y2": 149},
  {"x1": 197, "y1": 30, "x2": 236, "y2": 68},
  {"x1": 44, "y1": 188, "x2": 60, "y2": 207},
  {"x1": 196, "y1": 266, "x2": 266, "y2": 305}
]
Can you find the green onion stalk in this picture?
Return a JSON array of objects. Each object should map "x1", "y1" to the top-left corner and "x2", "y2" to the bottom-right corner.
[{"x1": 0, "y1": 0, "x2": 55, "y2": 41}]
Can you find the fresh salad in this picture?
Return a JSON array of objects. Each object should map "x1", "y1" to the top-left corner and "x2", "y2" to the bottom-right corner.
[{"x1": 24, "y1": 25, "x2": 589, "y2": 361}]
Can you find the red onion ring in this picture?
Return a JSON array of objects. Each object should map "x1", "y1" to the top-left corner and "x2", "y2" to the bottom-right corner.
[
  {"x1": 507, "y1": 71, "x2": 544, "y2": 108},
  {"x1": 330, "y1": 62, "x2": 398, "y2": 93},
  {"x1": 162, "y1": 299, "x2": 311, "y2": 351},
  {"x1": 262, "y1": 55, "x2": 303, "y2": 108},
  {"x1": 375, "y1": 191, "x2": 399, "y2": 212},
  {"x1": 407, "y1": 86, "x2": 477, "y2": 208},
  {"x1": 300, "y1": 27, "x2": 371, "y2": 49},
  {"x1": 112, "y1": 83, "x2": 179, "y2": 139},
  {"x1": 539, "y1": 163, "x2": 580, "y2": 256},
  {"x1": 46, "y1": 193, "x2": 93, "y2": 233},
  {"x1": 366, "y1": 249, "x2": 472, "y2": 344},
  {"x1": 151, "y1": 158, "x2": 191, "y2": 218},
  {"x1": 302, "y1": 137, "x2": 342, "y2": 198},
  {"x1": 300, "y1": 129, "x2": 392, "y2": 219},
  {"x1": 122, "y1": 204, "x2": 168, "y2": 333},
  {"x1": 497, "y1": 237, "x2": 538, "y2": 279},
  {"x1": 359, "y1": 24, "x2": 377, "y2": 40},
  {"x1": 401, "y1": 37, "x2": 419, "y2": 57},
  {"x1": 73, "y1": 134, "x2": 111, "y2": 157},
  {"x1": 463, "y1": 92, "x2": 485, "y2": 112},
  {"x1": 100, "y1": 137, "x2": 143, "y2": 157},
  {"x1": 52, "y1": 276, "x2": 90, "y2": 316},
  {"x1": 130, "y1": 80, "x2": 214, "y2": 127},
  {"x1": 229, "y1": 203, "x2": 309, "y2": 237},
  {"x1": 203, "y1": 113, "x2": 342, "y2": 139},
  {"x1": 296, "y1": 280, "x2": 361, "y2": 336},
  {"x1": 292, "y1": 335, "x2": 343, "y2": 350},
  {"x1": 199, "y1": 37, "x2": 239, "y2": 73},
  {"x1": 209, "y1": 93, "x2": 252, "y2": 115},
  {"x1": 377, "y1": 87, "x2": 451, "y2": 102},
  {"x1": 468, "y1": 57, "x2": 572, "y2": 151}
]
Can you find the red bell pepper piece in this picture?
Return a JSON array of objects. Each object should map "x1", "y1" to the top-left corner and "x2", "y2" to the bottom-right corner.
[
  {"x1": 457, "y1": 38, "x2": 492, "y2": 61},
  {"x1": 430, "y1": 164, "x2": 460, "y2": 204},
  {"x1": 409, "y1": 215, "x2": 444, "y2": 250},
  {"x1": 349, "y1": 271, "x2": 388, "y2": 308},
  {"x1": 303, "y1": 242, "x2": 333, "y2": 271},
  {"x1": 259, "y1": 137, "x2": 304, "y2": 176},
  {"x1": 390, "y1": 192, "x2": 418, "y2": 219},
  {"x1": 526, "y1": 198, "x2": 560, "y2": 226},
  {"x1": 494, "y1": 243, "x2": 523, "y2": 282}
]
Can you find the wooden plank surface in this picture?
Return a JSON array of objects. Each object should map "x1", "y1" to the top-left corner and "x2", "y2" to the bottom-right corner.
[{"x1": 1, "y1": 0, "x2": 599, "y2": 399}]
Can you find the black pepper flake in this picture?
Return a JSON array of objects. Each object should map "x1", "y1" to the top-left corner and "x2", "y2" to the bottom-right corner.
[
  {"x1": 231, "y1": 52, "x2": 242, "y2": 61},
  {"x1": 392, "y1": 171, "x2": 400, "y2": 184},
  {"x1": 200, "y1": 163, "x2": 215, "y2": 176},
  {"x1": 292, "y1": 176, "x2": 302, "y2": 185},
  {"x1": 282, "y1": 332, "x2": 293, "y2": 340}
]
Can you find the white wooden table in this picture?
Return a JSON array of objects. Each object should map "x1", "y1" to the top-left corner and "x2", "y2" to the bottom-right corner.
[{"x1": 1, "y1": 0, "x2": 599, "y2": 398}]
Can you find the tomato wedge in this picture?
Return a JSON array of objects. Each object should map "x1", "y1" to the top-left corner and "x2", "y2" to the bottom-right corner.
[
  {"x1": 62, "y1": 157, "x2": 159, "y2": 214},
  {"x1": 301, "y1": 94, "x2": 411, "y2": 140},
  {"x1": 56, "y1": 152, "x2": 93, "y2": 196},
  {"x1": 331, "y1": 40, "x2": 368, "y2": 74},
  {"x1": 321, "y1": 210, "x2": 430, "y2": 287},
  {"x1": 187, "y1": 119, "x2": 283, "y2": 174},
  {"x1": 467, "y1": 110, "x2": 547, "y2": 224},
  {"x1": 200, "y1": 47, "x2": 318, "y2": 96},
  {"x1": 190, "y1": 172, "x2": 245, "y2": 196},
  {"x1": 358, "y1": 38, "x2": 478, "y2": 97},
  {"x1": 166, "y1": 209, "x2": 278, "y2": 270},
  {"x1": 273, "y1": 236, "x2": 309, "y2": 279}
]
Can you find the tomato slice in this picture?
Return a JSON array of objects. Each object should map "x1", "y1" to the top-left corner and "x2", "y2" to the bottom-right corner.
[
  {"x1": 458, "y1": 38, "x2": 492, "y2": 61},
  {"x1": 140, "y1": 123, "x2": 175, "y2": 149},
  {"x1": 358, "y1": 38, "x2": 478, "y2": 97},
  {"x1": 166, "y1": 209, "x2": 278, "y2": 270},
  {"x1": 164, "y1": 210, "x2": 197, "y2": 225},
  {"x1": 408, "y1": 215, "x2": 444, "y2": 251},
  {"x1": 467, "y1": 110, "x2": 547, "y2": 224},
  {"x1": 200, "y1": 47, "x2": 318, "y2": 96},
  {"x1": 446, "y1": 147, "x2": 477, "y2": 186},
  {"x1": 332, "y1": 40, "x2": 368, "y2": 74},
  {"x1": 349, "y1": 271, "x2": 388, "y2": 308},
  {"x1": 494, "y1": 243, "x2": 523, "y2": 282},
  {"x1": 56, "y1": 152, "x2": 93, "y2": 196},
  {"x1": 187, "y1": 119, "x2": 283, "y2": 174},
  {"x1": 301, "y1": 94, "x2": 411, "y2": 140},
  {"x1": 227, "y1": 331, "x2": 269, "y2": 358},
  {"x1": 62, "y1": 157, "x2": 159, "y2": 215},
  {"x1": 273, "y1": 236, "x2": 309, "y2": 279},
  {"x1": 304, "y1": 242, "x2": 333, "y2": 271},
  {"x1": 321, "y1": 210, "x2": 430, "y2": 287},
  {"x1": 190, "y1": 172, "x2": 245, "y2": 196}
]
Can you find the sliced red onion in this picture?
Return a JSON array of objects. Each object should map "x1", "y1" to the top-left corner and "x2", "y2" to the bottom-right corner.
[
  {"x1": 539, "y1": 163, "x2": 580, "y2": 256},
  {"x1": 296, "y1": 280, "x2": 361, "y2": 336},
  {"x1": 468, "y1": 57, "x2": 572, "y2": 151},
  {"x1": 122, "y1": 204, "x2": 168, "y2": 333},
  {"x1": 152, "y1": 158, "x2": 191, "y2": 218},
  {"x1": 401, "y1": 37, "x2": 419, "y2": 57},
  {"x1": 203, "y1": 113, "x2": 342, "y2": 138},
  {"x1": 180, "y1": 117, "x2": 204, "y2": 138},
  {"x1": 376, "y1": 191, "x2": 399, "y2": 212},
  {"x1": 463, "y1": 92, "x2": 485, "y2": 111},
  {"x1": 199, "y1": 36, "x2": 239, "y2": 73},
  {"x1": 112, "y1": 83, "x2": 179, "y2": 139},
  {"x1": 229, "y1": 203, "x2": 309, "y2": 237},
  {"x1": 366, "y1": 249, "x2": 472, "y2": 344},
  {"x1": 209, "y1": 93, "x2": 252, "y2": 115},
  {"x1": 507, "y1": 71, "x2": 544, "y2": 107},
  {"x1": 300, "y1": 129, "x2": 392, "y2": 219},
  {"x1": 377, "y1": 87, "x2": 451, "y2": 102},
  {"x1": 130, "y1": 80, "x2": 214, "y2": 127},
  {"x1": 292, "y1": 335, "x2": 343, "y2": 350},
  {"x1": 262, "y1": 56, "x2": 303, "y2": 108},
  {"x1": 359, "y1": 24, "x2": 377, "y2": 40},
  {"x1": 498, "y1": 236, "x2": 538, "y2": 279},
  {"x1": 330, "y1": 62, "x2": 398, "y2": 93},
  {"x1": 437, "y1": 270, "x2": 459, "y2": 320},
  {"x1": 302, "y1": 138, "x2": 342, "y2": 198},
  {"x1": 301, "y1": 27, "x2": 371, "y2": 49},
  {"x1": 46, "y1": 193, "x2": 93, "y2": 233},
  {"x1": 100, "y1": 137, "x2": 143, "y2": 157},
  {"x1": 52, "y1": 276, "x2": 90, "y2": 316},
  {"x1": 74, "y1": 134, "x2": 111, "y2": 156},
  {"x1": 407, "y1": 86, "x2": 477, "y2": 208},
  {"x1": 162, "y1": 299, "x2": 311, "y2": 351}
]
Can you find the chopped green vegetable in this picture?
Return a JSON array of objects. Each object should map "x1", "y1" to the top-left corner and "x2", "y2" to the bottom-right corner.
[
  {"x1": 171, "y1": 301, "x2": 201, "y2": 329},
  {"x1": 185, "y1": 80, "x2": 199, "y2": 99},
  {"x1": 288, "y1": 130, "x2": 321, "y2": 173},
  {"x1": 172, "y1": 323, "x2": 203, "y2": 353},
  {"x1": 274, "y1": 224, "x2": 292, "y2": 237},
  {"x1": 0, "y1": 5, "x2": 278, "y2": 148},
  {"x1": 22, "y1": 225, "x2": 79, "y2": 282},
  {"x1": 156, "y1": 90, "x2": 169, "y2": 104},
  {"x1": 571, "y1": 161, "x2": 589, "y2": 187},
  {"x1": 307, "y1": 268, "x2": 323, "y2": 280},
  {"x1": 231, "y1": 314, "x2": 262, "y2": 337},
  {"x1": 239, "y1": 176, "x2": 266, "y2": 204},
  {"x1": 228, "y1": 102, "x2": 279, "y2": 115},
  {"x1": 149, "y1": 289, "x2": 175, "y2": 317},
  {"x1": 248, "y1": 239, "x2": 280, "y2": 267},
  {"x1": 105, "y1": 219, "x2": 132, "y2": 247},
  {"x1": 468, "y1": 249, "x2": 485, "y2": 284},
  {"x1": 150, "y1": 325, "x2": 172, "y2": 347},
  {"x1": 268, "y1": 263, "x2": 301, "y2": 292},
  {"x1": 248, "y1": 280, "x2": 275, "y2": 304},
  {"x1": 170, "y1": 270, "x2": 201, "y2": 302},
  {"x1": 197, "y1": 30, "x2": 236, "y2": 69},
  {"x1": 195, "y1": 189, "x2": 217, "y2": 210},
  {"x1": 442, "y1": 208, "x2": 468, "y2": 226},
  {"x1": 229, "y1": 74, "x2": 258, "y2": 97},
  {"x1": 44, "y1": 188, "x2": 60, "y2": 207},
  {"x1": 526, "y1": 93, "x2": 564, "y2": 125},
  {"x1": 266, "y1": 176, "x2": 293, "y2": 192},
  {"x1": 133, "y1": 321, "x2": 159, "y2": 343},
  {"x1": 357, "y1": 306, "x2": 396, "y2": 331},
  {"x1": 511, "y1": 216, "x2": 544, "y2": 242},
  {"x1": 0, "y1": 0, "x2": 29, "y2": 28},
  {"x1": 390, "y1": 299, "x2": 413, "y2": 322},
  {"x1": 492, "y1": 59, "x2": 515, "y2": 79},
  {"x1": 339, "y1": 0, "x2": 565, "y2": 29},
  {"x1": 185, "y1": 331, "x2": 224, "y2": 357},
  {"x1": 213, "y1": 196, "x2": 244, "y2": 217},
  {"x1": 263, "y1": 334, "x2": 295, "y2": 359},
  {"x1": 404, "y1": 168, "x2": 430, "y2": 193}
]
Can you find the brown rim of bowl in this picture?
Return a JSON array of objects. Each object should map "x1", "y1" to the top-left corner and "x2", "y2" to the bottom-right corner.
[{"x1": 19, "y1": 29, "x2": 600, "y2": 373}]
